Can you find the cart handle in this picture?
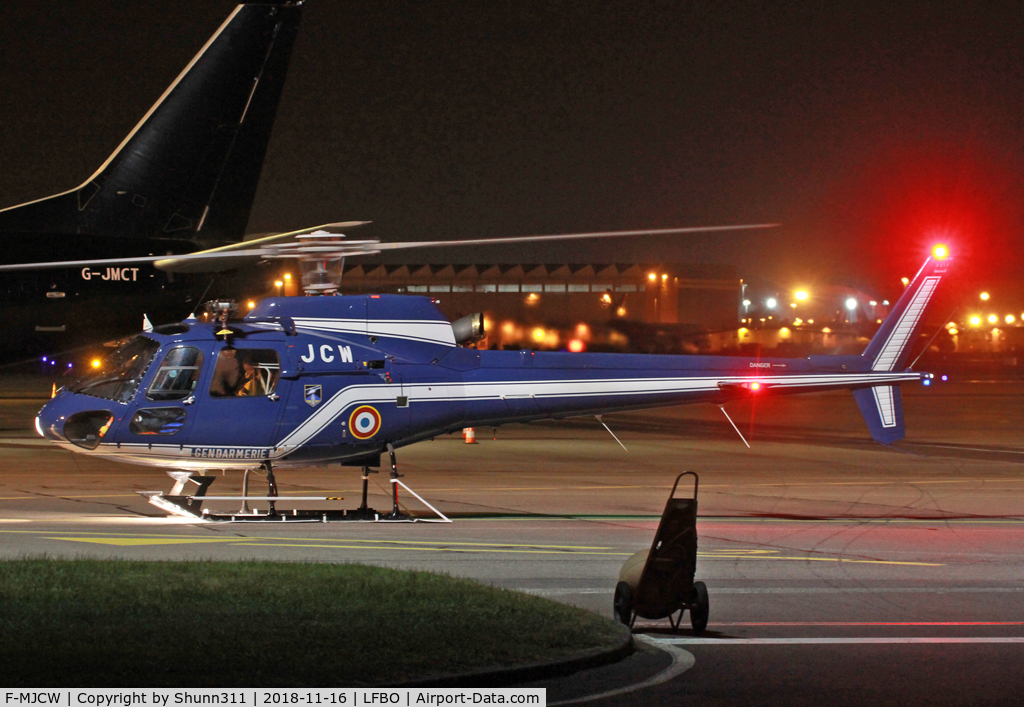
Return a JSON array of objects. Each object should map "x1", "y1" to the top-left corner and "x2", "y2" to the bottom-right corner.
[{"x1": 669, "y1": 471, "x2": 699, "y2": 501}]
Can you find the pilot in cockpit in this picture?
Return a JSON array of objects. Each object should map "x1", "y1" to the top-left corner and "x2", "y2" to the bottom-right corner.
[{"x1": 210, "y1": 348, "x2": 271, "y2": 397}]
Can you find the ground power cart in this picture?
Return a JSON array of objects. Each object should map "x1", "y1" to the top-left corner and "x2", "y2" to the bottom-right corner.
[{"x1": 614, "y1": 471, "x2": 709, "y2": 632}]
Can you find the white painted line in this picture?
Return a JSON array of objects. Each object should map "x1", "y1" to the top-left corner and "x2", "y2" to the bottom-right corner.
[
  {"x1": 650, "y1": 637, "x2": 1024, "y2": 645},
  {"x1": 549, "y1": 635, "x2": 695, "y2": 706},
  {"x1": 517, "y1": 587, "x2": 1024, "y2": 596}
]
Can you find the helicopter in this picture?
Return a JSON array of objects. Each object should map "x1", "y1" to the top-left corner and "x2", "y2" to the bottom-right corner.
[{"x1": 32, "y1": 242, "x2": 953, "y2": 521}]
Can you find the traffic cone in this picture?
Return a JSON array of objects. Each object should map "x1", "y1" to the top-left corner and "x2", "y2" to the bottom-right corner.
[{"x1": 464, "y1": 427, "x2": 478, "y2": 444}]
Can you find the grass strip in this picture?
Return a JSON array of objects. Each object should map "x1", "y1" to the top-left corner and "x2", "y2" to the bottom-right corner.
[{"x1": 0, "y1": 558, "x2": 625, "y2": 687}]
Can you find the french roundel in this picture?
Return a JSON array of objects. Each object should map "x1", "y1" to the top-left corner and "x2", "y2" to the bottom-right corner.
[{"x1": 348, "y1": 405, "x2": 382, "y2": 440}]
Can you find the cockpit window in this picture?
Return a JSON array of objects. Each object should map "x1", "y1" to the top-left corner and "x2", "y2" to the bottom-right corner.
[
  {"x1": 209, "y1": 348, "x2": 280, "y2": 398},
  {"x1": 147, "y1": 347, "x2": 204, "y2": 401},
  {"x1": 69, "y1": 336, "x2": 160, "y2": 403}
]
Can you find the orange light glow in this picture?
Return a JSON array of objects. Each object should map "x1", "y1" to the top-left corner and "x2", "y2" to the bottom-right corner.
[
  {"x1": 749, "y1": 381, "x2": 761, "y2": 391},
  {"x1": 648, "y1": 273, "x2": 657, "y2": 281},
  {"x1": 283, "y1": 273, "x2": 292, "y2": 281},
  {"x1": 980, "y1": 292, "x2": 990, "y2": 301},
  {"x1": 970, "y1": 315, "x2": 982, "y2": 326},
  {"x1": 91, "y1": 359, "x2": 101, "y2": 368},
  {"x1": 931, "y1": 244, "x2": 949, "y2": 259},
  {"x1": 568, "y1": 339, "x2": 585, "y2": 353},
  {"x1": 988, "y1": 314, "x2": 998, "y2": 324},
  {"x1": 795, "y1": 290, "x2": 808, "y2": 301}
]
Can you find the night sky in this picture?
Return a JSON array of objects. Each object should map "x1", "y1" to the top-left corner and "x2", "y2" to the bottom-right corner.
[{"x1": 3, "y1": 0, "x2": 1024, "y2": 300}]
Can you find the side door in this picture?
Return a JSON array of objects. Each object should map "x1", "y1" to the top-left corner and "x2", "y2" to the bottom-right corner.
[{"x1": 185, "y1": 344, "x2": 291, "y2": 457}]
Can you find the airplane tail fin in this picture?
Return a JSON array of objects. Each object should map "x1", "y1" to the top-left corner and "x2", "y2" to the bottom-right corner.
[
  {"x1": 852, "y1": 245, "x2": 952, "y2": 444},
  {"x1": 0, "y1": 3, "x2": 303, "y2": 242}
]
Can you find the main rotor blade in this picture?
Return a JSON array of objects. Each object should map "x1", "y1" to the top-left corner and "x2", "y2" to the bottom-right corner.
[
  {"x1": 0, "y1": 222, "x2": 371, "y2": 273},
  {"x1": 0, "y1": 222, "x2": 777, "y2": 272},
  {"x1": 372, "y1": 223, "x2": 780, "y2": 252}
]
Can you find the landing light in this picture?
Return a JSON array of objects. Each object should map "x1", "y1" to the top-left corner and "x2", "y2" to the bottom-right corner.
[{"x1": 931, "y1": 244, "x2": 949, "y2": 259}]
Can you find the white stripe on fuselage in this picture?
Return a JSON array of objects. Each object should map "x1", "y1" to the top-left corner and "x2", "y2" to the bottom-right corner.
[
  {"x1": 71, "y1": 370, "x2": 921, "y2": 467},
  {"x1": 291, "y1": 318, "x2": 456, "y2": 347},
  {"x1": 272, "y1": 370, "x2": 921, "y2": 456}
]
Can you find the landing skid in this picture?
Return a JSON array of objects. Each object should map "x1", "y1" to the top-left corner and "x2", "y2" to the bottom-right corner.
[{"x1": 137, "y1": 454, "x2": 451, "y2": 523}]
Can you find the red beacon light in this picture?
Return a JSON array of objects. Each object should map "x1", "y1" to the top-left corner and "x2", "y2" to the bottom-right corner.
[
  {"x1": 932, "y1": 244, "x2": 949, "y2": 260},
  {"x1": 747, "y1": 381, "x2": 762, "y2": 392}
]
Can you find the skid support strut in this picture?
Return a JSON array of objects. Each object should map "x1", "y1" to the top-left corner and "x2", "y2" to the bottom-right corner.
[
  {"x1": 349, "y1": 465, "x2": 379, "y2": 520},
  {"x1": 139, "y1": 471, "x2": 216, "y2": 517},
  {"x1": 384, "y1": 443, "x2": 409, "y2": 520},
  {"x1": 263, "y1": 460, "x2": 279, "y2": 516}
]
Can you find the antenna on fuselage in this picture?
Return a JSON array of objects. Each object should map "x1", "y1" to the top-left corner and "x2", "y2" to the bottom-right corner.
[
  {"x1": 595, "y1": 415, "x2": 629, "y2": 453},
  {"x1": 719, "y1": 406, "x2": 751, "y2": 448}
]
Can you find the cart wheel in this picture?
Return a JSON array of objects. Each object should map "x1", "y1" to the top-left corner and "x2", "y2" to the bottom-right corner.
[
  {"x1": 690, "y1": 581, "x2": 709, "y2": 634},
  {"x1": 613, "y1": 581, "x2": 634, "y2": 626}
]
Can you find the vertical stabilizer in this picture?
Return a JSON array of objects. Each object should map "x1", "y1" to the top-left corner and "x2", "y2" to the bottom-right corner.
[
  {"x1": 852, "y1": 385, "x2": 905, "y2": 444},
  {"x1": 861, "y1": 246, "x2": 952, "y2": 372},
  {"x1": 853, "y1": 244, "x2": 951, "y2": 444},
  {"x1": 0, "y1": 2, "x2": 303, "y2": 242}
]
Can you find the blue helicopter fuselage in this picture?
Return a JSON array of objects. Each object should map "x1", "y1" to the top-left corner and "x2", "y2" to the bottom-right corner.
[{"x1": 35, "y1": 291, "x2": 926, "y2": 471}]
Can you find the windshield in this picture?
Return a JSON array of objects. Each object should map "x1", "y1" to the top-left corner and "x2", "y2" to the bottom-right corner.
[{"x1": 70, "y1": 336, "x2": 160, "y2": 403}]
